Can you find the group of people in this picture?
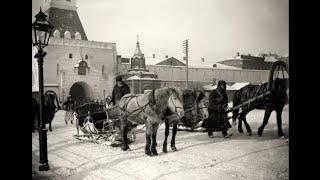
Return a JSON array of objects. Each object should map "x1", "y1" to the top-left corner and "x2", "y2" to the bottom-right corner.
[{"x1": 63, "y1": 76, "x2": 232, "y2": 139}]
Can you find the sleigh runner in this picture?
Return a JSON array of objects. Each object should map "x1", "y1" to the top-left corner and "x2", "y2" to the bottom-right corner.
[{"x1": 73, "y1": 102, "x2": 139, "y2": 146}]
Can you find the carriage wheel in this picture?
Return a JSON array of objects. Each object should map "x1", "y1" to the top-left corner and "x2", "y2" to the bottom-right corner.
[{"x1": 267, "y1": 60, "x2": 289, "y2": 92}]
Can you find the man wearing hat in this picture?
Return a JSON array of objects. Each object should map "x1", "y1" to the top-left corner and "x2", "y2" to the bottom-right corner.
[
  {"x1": 203, "y1": 80, "x2": 232, "y2": 138},
  {"x1": 111, "y1": 76, "x2": 130, "y2": 105}
]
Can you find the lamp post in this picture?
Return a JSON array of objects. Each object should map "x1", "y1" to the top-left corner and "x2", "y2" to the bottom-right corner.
[{"x1": 32, "y1": 8, "x2": 54, "y2": 171}]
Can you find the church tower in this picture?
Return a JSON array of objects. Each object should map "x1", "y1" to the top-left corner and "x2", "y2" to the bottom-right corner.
[
  {"x1": 130, "y1": 36, "x2": 146, "y2": 71},
  {"x1": 41, "y1": 0, "x2": 88, "y2": 40}
]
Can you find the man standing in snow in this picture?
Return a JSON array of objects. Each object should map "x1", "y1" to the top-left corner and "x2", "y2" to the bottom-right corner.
[{"x1": 203, "y1": 80, "x2": 232, "y2": 138}]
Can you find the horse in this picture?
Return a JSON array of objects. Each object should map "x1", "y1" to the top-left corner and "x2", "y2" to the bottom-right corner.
[
  {"x1": 162, "y1": 90, "x2": 209, "y2": 153},
  {"x1": 118, "y1": 87, "x2": 185, "y2": 156},
  {"x1": 232, "y1": 78, "x2": 288, "y2": 137},
  {"x1": 32, "y1": 90, "x2": 60, "y2": 132}
]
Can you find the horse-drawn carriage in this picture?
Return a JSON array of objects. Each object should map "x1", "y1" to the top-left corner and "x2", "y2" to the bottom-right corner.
[{"x1": 73, "y1": 102, "x2": 139, "y2": 145}]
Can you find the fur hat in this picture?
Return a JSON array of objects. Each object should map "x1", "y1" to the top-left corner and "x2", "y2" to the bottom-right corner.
[
  {"x1": 116, "y1": 76, "x2": 122, "y2": 82},
  {"x1": 218, "y1": 80, "x2": 226, "y2": 86}
]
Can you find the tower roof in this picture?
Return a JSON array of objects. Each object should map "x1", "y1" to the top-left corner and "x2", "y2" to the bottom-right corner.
[{"x1": 134, "y1": 41, "x2": 143, "y2": 57}]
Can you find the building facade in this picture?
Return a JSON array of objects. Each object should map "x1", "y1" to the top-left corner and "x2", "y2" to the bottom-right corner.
[
  {"x1": 33, "y1": 0, "x2": 276, "y2": 105},
  {"x1": 32, "y1": 0, "x2": 117, "y2": 104}
]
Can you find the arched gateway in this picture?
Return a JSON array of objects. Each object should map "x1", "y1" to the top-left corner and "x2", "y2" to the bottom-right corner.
[{"x1": 69, "y1": 81, "x2": 93, "y2": 105}]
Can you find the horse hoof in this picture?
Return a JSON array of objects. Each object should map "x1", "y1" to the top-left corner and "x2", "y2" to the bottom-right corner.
[
  {"x1": 171, "y1": 146, "x2": 177, "y2": 152},
  {"x1": 163, "y1": 148, "x2": 168, "y2": 153},
  {"x1": 145, "y1": 148, "x2": 152, "y2": 156},
  {"x1": 280, "y1": 135, "x2": 287, "y2": 139},
  {"x1": 152, "y1": 150, "x2": 158, "y2": 156},
  {"x1": 49, "y1": 128, "x2": 52, "y2": 132},
  {"x1": 121, "y1": 145, "x2": 129, "y2": 151},
  {"x1": 65, "y1": 121, "x2": 68, "y2": 124},
  {"x1": 248, "y1": 132, "x2": 252, "y2": 136},
  {"x1": 145, "y1": 151, "x2": 152, "y2": 156},
  {"x1": 256, "y1": 133, "x2": 262, "y2": 137}
]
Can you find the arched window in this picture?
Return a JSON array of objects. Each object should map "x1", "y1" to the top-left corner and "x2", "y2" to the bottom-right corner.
[
  {"x1": 75, "y1": 32, "x2": 82, "y2": 40},
  {"x1": 53, "y1": 30, "x2": 60, "y2": 38},
  {"x1": 102, "y1": 65, "x2": 105, "y2": 74},
  {"x1": 78, "y1": 61, "x2": 88, "y2": 75},
  {"x1": 85, "y1": 55, "x2": 88, "y2": 60},
  {"x1": 69, "y1": 53, "x2": 72, "y2": 59},
  {"x1": 57, "y1": 63, "x2": 59, "y2": 75},
  {"x1": 64, "y1": 31, "x2": 71, "y2": 39}
]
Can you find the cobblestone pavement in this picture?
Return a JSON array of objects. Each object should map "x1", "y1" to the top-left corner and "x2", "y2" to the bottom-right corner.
[{"x1": 32, "y1": 105, "x2": 288, "y2": 180}]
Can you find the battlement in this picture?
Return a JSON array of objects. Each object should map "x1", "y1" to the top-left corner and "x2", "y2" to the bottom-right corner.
[{"x1": 49, "y1": 38, "x2": 116, "y2": 50}]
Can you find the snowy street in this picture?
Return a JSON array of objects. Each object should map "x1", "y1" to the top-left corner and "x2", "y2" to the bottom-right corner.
[{"x1": 32, "y1": 105, "x2": 288, "y2": 180}]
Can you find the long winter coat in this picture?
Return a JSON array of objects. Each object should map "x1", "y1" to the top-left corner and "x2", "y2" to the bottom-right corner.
[{"x1": 202, "y1": 87, "x2": 231, "y2": 131}]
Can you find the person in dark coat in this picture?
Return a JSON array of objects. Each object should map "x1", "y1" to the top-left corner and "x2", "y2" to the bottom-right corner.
[
  {"x1": 111, "y1": 76, "x2": 130, "y2": 105},
  {"x1": 202, "y1": 80, "x2": 232, "y2": 138}
]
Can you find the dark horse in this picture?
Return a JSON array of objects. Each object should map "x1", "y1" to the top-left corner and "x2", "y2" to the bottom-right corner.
[
  {"x1": 232, "y1": 62, "x2": 288, "y2": 137},
  {"x1": 32, "y1": 90, "x2": 60, "y2": 132},
  {"x1": 162, "y1": 90, "x2": 209, "y2": 153},
  {"x1": 118, "y1": 87, "x2": 185, "y2": 156}
]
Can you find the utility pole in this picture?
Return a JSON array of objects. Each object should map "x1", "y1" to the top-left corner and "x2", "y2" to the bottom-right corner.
[{"x1": 183, "y1": 39, "x2": 189, "y2": 89}]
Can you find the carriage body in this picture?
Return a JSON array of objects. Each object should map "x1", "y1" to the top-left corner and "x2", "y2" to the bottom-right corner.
[{"x1": 74, "y1": 102, "x2": 136, "y2": 144}]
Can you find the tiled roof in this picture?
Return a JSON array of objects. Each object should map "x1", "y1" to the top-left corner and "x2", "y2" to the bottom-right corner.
[{"x1": 46, "y1": 7, "x2": 88, "y2": 40}]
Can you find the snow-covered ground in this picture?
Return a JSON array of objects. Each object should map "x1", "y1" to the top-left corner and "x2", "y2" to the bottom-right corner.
[{"x1": 32, "y1": 105, "x2": 288, "y2": 180}]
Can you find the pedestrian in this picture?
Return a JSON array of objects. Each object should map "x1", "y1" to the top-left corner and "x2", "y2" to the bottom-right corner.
[
  {"x1": 202, "y1": 80, "x2": 232, "y2": 138},
  {"x1": 111, "y1": 76, "x2": 130, "y2": 105},
  {"x1": 105, "y1": 96, "x2": 113, "y2": 109},
  {"x1": 63, "y1": 95, "x2": 75, "y2": 124}
]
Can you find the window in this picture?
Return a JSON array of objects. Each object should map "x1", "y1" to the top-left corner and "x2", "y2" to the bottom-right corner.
[
  {"x1": 66, "y1": 0, "x2": 71, "y2": 2},
  {"x1": 85, "y1": 55, "x2": 88, "y2": 60},
  {"x1": 102, "y1": 65, "x2": 105, "y2": 74},
  {"x1": 69, "y1": 53, "x2": 72, "y2": 59},
  {"x1": 75, "y1": 32, "x2": 82, "y2": 40},
  {"x1": 78, "y1": 61, "x2": 88, "y2": 75},
  {"x1": 57, "y1": 63, "x2": 59, "y2": 75},
  {"x1": 64, "y1": 31, "x2": 71, "y2": 39}
]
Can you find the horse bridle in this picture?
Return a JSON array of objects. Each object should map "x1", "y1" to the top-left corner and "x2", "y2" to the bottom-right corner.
[{"x1": 169, "y1": 94, "x2": 184, "y2": 119}]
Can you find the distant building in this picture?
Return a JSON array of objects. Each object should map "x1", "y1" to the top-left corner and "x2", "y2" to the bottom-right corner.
[
  {"x1": 119, "y1": 39, "x2": 161, "y2": 94},
  {"x1": 217, "y1": 53, "x2": 276, "y2": 70},
  {"x1": 149, "y1": 56, "x2": 186, "y2": 66}
]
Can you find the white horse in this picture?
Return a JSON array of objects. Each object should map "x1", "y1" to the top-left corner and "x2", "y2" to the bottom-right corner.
[{"x1": 118, "y1": 87, "x2": 185, "y2": 156}]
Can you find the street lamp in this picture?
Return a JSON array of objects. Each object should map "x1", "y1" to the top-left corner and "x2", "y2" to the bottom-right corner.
[{"x1": 32, "y1": 8, "x2": 54, "y2": 171}]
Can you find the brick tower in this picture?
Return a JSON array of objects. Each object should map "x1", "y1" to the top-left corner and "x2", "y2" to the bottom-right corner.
[{"x1": 41, "y1": 0, "x2": 88, "y2": 40}]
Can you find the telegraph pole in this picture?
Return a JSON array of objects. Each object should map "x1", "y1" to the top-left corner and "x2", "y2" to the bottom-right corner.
[{"x1": 183, "y1": 39, "x2": 189, "y2": 89}]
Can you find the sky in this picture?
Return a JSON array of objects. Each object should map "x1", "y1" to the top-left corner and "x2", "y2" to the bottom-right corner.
[{"x1": 32, "y1": 0, "x2": 288, "y2": 65}]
